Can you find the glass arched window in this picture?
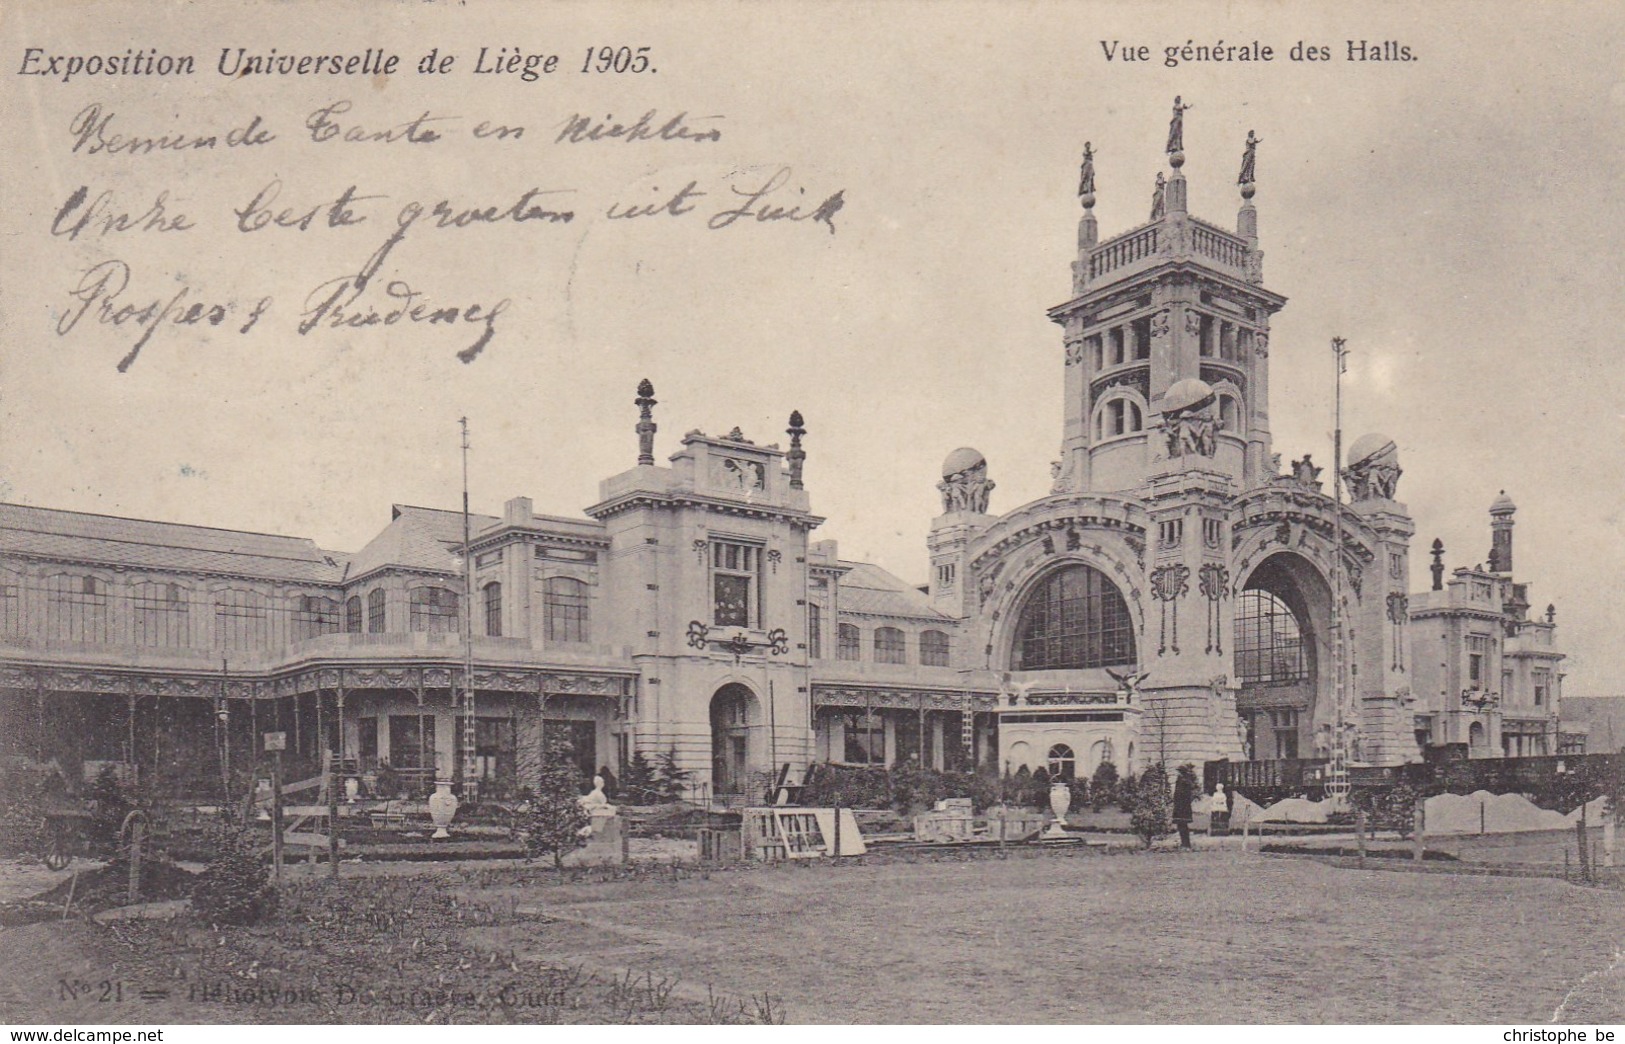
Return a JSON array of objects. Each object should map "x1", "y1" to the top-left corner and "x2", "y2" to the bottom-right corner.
[
  {"x1": 295, "y1": 595, "x2": 340, "y2": 640},
  {"x1": 1235, "y1": 589, "x2": 1307, "y2": 684},
  {"x1": 1090, "y1": 738, "x2": 1115, "y2": 774},
  {"x1": 1097, "y1": 398, "x2": 1144, "y2": 439},
  {"x1": 215, "y1": 588, "x2": 271, "y2": 651},
  {"x1": 483, "y1": 582, "x2": 502, "y2": 637},
  {"x1": 45, "y1": 573, "x2": 108, "y2": 643},
  {"x1": 920, "y1": 629, "x2": 950, "y2": 667},
  {"x1": 1012, "y1": 565, "x2": 1135, "y2": 670},
  {"x1": 1047, "y1": 743, "x2": 1076, "y2": 781},
  {"x1": 410, "y1": 586, "x2": 460, "y2": 634},
  {"x1": 345, "y1": 596, "x2": 363, "y2": 633},
  {"x1": 1219, "y1": 394, "x2": 1240, "y2": 432},
  {"x1": 874, "y1": 626, "x2": 906, "y2": 664},
  {"x1": 837, "y1": 623, "x2": 861, "y2": 661},
  {"x1": 367, "y1": 589, "x2": 386, "y2": 633},
  {"x1": 133, "y1": 581, "x2": 189, "y2": 648},
  {"x1": 544, "y1": 577, "x2": 589, "y2": 643}
]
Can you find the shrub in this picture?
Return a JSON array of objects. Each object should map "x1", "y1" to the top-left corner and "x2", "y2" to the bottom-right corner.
[
  {"x1": 86, "y1": 764, "x2": 132, "y2": 856},
  {"x1": 191, "y1": 820, "x2": 277, "y2": 926},
  {"x1": 1090, "y1": 760, "x2": 1119, "y2": 812},
  {"x1": 0, "y1": 766, "x2": 50, "y2": 858},
  {"x1": 619, "y1": 750, "x2": 659, "y2": 804},
  {"x1": 651, "y1": 748, "x2": 694, "y2": 803},
  {"x1": 1130, "y1": 765, "x2": 1172, "y2": 848}
]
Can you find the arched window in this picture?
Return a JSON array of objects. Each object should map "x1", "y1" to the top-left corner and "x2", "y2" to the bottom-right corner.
[
  {"x1": 483, "y1": 582, "x2": 502, "y2": 637},
  {"x1": 367, "y1": 589, "x2": 386, "y2": 633},
  {"x1": 544, "y1": 577, "x2": 589, "y2": 643},
  {"x1": 1235, "y1": 589, "x2": 1306, "y2": 684},
  {"x1": 1218, "y1": 394, "x2": 1240, "y2": 432},
  {"x1": 874, "y1": 626, "x2": 906, "y2": 664},
  {"x1": 1012, "y1": 565, "x2": 1135, "y2": 670},
  {"x1": 410, "y1": 586, "x2": 459, "y2": 634},
  {"x1": 345, "y1": 596, "x2": 363, "y2": 634},
  {"x1": 45, "y1": 573, "x2": 108, "y2": 643},
  {"x1": 920, "y1": 629, "x2": 951, "y2": 667},
  {"x1": 0, "y1": 570, "x2": 20, "y2": 639},
  {"x1": 1096, "y1": 397, "x2": 1145, "y2": 440},
  {"x1": 215, "y1": 588, "x2": 271, "y2": 651},
  {"x1": 294, "y1": 595, "x2": 340, "y2": 640},
  {"x1": 1090, "y1": 738, "x2": 1115, "y2": 774},
  {"x1": 133, "y1": 581, "x2": 189, "y2": 648},
  {"x1": 1047, "y1": 743, "x2": 1076, "y2": 781},
  {"x1": 837, "y1": 623, "x2": 861, "y2": 661},
  {"x1": 808, "y1": 603, "x2": 822, "y2": 659}
]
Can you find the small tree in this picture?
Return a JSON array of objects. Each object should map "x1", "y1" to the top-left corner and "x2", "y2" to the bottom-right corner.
[
  {"x1": 523, "y1": 735, "x2": 591, "y2": 871},
  {"x1": 1090, "y1": 760, "x2": 1120, "y2": 812},
  {"x1": 86, "y1": 764, "x2": 132, "y2": 857},
  {"x1": 192, "y1": 817, "x2": 277, "y2": 926},
  {"x1": 652, "y1": 748, "x2": 694, "y2": 803},
  {"x1": 620, "y1": 749, "x2": 659, "y2": 805},
  {"x1": 1130, "y1": 765, "x2": 1172, "y2": 848}
]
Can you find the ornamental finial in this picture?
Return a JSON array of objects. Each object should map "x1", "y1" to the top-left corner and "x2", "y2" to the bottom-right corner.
[
  {"x1": 787, "y1": 410, "x2": 806, "y2": 489},
  {"x1": 634, "y1": 378, "x2": 658, "y2": 466}
]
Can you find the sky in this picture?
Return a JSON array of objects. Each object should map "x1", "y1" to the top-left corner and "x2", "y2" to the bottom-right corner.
[{"x1": 3, "y1": 0, "x2": 1623, "y2": 695}]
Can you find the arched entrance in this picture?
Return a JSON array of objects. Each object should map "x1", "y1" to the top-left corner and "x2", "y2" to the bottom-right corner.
[
  {"x1": 1234, "y1": 552, "x2": 1333, "y2": 760},
  {"x1": 710, "y1": 683, "x2": 758, "y2": 797},
  {"x1": 1009, "y1": 562, "x2": 1137, "y2": 671}
]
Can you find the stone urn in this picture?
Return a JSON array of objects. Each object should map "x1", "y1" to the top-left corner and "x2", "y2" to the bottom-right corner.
[
  {"x1": 344, "y1": 777, "x2": 360, "y2": 803},
  {"x1": 428, "y1": 780, "x2": 459, "y2": 839},
  {"x1": 1045, "y1": 780, "x2": 1073, "y2": 838}
]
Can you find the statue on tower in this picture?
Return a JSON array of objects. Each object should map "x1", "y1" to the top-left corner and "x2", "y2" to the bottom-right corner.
[
  {"x1": 1078, "y1": 141, "x2": 1096, "y2": 204},
  {"x1": 1343, "y1": 433, "x2": 1402, "y2": 501},
  {"x1": 1166, "y1": 96, "x2": 1193, "y2": 155},
  {"x1": 1150, "y1": 172, "x2": 1167, "y2": 221},
  {"x1": 1238, "y1": 130, "x2": 1261, "y2": 186},
  {"x1": 938, "y1": 447, "x2": 995, "y2": 514},
  {"x1": 1158, "y1": 379, "x2": 1218, "y2": 459}
]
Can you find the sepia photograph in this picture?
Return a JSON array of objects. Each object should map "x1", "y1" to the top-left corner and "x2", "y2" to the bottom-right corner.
[{"x1": 1, "y1": 0, "x2": 1622, "y2": 1029}]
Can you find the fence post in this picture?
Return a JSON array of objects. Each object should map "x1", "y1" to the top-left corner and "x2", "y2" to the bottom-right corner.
[
  {"x1": 1412, "y1": 803, "x2": 1425, "y2": 863},
  {"x1": 1356, "y1": 807, "x2": 1367, "y2": 866}
]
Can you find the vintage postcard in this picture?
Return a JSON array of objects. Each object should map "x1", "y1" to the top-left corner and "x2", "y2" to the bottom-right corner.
[{"x1": 1, "y1": 0, "x2": 1622, "y2": 1029}]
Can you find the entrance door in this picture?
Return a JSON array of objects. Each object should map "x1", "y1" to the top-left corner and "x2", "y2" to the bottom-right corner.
[{"x1": 710, "y1": 684, "x2": 755, "y2": 796}]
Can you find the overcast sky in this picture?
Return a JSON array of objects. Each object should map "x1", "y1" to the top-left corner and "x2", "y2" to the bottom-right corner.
[{"x1": 3, "y1": 0, "x2": 1622, "y2": 695}]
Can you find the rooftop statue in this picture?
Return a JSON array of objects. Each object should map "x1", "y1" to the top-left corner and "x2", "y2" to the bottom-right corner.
[
  {"x1": 1238, "y1": 130, "x2": 1261, "y2": 185},
  {"x1": 1078, "y1": 141, "x2": 1096, "y2": 201},
  {"x1": 1150, "y1": 172, "x2": 1167, "y2": 221},
  {"x1": 1166, "y1": 96, "x2": 1193, "y2": 155}
]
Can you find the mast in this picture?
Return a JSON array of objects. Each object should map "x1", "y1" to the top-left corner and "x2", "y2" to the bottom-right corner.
[
  {"x1": 1328, "y1": 337, "x2": 1350, "y2": 803},
  {"x1": 460, "y1": 417, "x2": 477, "y2": 800}
]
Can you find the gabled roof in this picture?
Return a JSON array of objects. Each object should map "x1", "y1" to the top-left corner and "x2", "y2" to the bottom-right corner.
[
  {"x1": 0, "y1": 502, "x2": 348, "y2": 584},
  {"x1": 837, "y1": 561, "x2": 953, "y2": 622},
  {"x1": 343, "y1": 504, "x2": 500, "y2": 580}
]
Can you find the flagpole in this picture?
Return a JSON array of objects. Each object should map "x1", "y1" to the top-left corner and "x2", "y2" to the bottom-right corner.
[
  {"x1": 460, "y1": 417, "x2": 477, "y2": 802},
  {"x1": 1329, "y1": 337, "x2": 1350, "y2": 805}
]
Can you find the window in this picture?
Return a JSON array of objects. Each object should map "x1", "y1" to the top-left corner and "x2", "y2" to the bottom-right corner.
[
  {"x1": 1099, "y1": 397, "x2": 1144, "y2": 439},
  {"x1": 358, "y1": 717, "x2": 379, "y2": 766},
  {"x1": 1158, "y1": 518, "x2": 1184, "y2": 547},
  {"x1": 1534, "y1": 668, "x2": 1551, "y2": 707},
  {"x1": 544, "y1": 577, "x2": 589, "y2": 643},
  {"x1": 837, "y1": 623, "x2": 861, "y2": 661},
  {"x1": 1236, "y1": 590, "x2": 1307, "y2": 684},
  {"x1": 345, "y1": 596, "x2": 362, "y2": 633},
  {"x1": 874, "y1": 626, "x2": 906, "y2": 664},
  {"x1": 1198, "y1": 313, "x2": 1215, "y2": 357},
  {"x1": 1268, "y1": 708, "x2": 1300, "y2": 759},
  {"x1": 1090, "y1": 738, "x2": 1115, "y2": 774},
  {"x1": 936, "y1": 562, "x2": 956, "y2": 589},
  {"x1": 294, "y1": 595, "x2": 340, "y2": 640},
  {"x1": 133, "y1": 581, "x2": 189, "y2": 648},
  {"x1": 1218, "y1": 394, "x2": 1239, "y2": 431},
  {"x1": 1047, "y1": 743, "x2": 1076, "y2": 781},
  {"x1": 808, "y1": 603, "x2": 822, "y2": 659},
  {"x1": 367, "y1": 589, "x2": 386, "y2": 633},
  {"x1": 45, "y1": 573, "x2": 108, "y2": 643},
  {"x1": 921, "y1": 629, "x2": 951, "y2": 667},
  {"x1": 215, "y1": 588, "x2": 271, "y2": 651},
  {"x1": 843, "y1": 710, "x2": 884, "y2": 765},
  {"x1": 410, "y1": 586, "x2": 460, "y2": 634},
  {"x1": 483, "y1": 582, "x2": 502, "y2": 637},
  {"x1": 1132, "y1": 315, "x2": 1152, "y2": 360},
  {"x1": 1109, "y1": 326, "x2": 1126, "y2": 366},
  {"x1": 1088, "y1": 334, "x2": 1104, "y2": 370},
  {"x1": 1466, "y1": 633, "x2": 1491, "y2": 688},
  {"x1": 710, "y1": 540, "x2": 763, "y2": 628},
  {"x1": 0, "y1": 575, "x2": 19, "y2": 638},
  {"x1": 1012, "y1": 565, "x2": 1135, "y2": 671}
]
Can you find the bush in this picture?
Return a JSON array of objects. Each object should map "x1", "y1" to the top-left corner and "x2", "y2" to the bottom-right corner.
[
  {"x1": 191, "y1": 821, "x2": 277, "y2": 926},
  {"x1": 1090, "y1": 760, "x2": 1119, "y2": 812},
  {"x1": 86, "y1": 765, "x2": 132, "y2": 856},
  {"x1": 0, "y1": 766, "x2": 50, "y2": 858},
  {"x1": 1130, "y1": 765, "x2": 1172, "y2": 848},
  {"x1": 523, "y1": 735, "x2": 592, "y2": 870},
  {"x1": 651, "y1": 749, "x2": 694, "y2": 803},
  {"x1": 620, "y1": 750, "x2": 659, "y2": 804}
]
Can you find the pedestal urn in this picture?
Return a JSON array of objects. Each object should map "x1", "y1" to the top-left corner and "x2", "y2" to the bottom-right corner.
[{"x1": 428, "y1": 780, "x2": 459, "y2": 839}]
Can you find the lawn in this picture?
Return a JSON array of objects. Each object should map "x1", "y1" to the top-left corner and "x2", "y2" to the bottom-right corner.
[{"x1": 3, "y1": 848, "x2": 1622, "y2": 1024}]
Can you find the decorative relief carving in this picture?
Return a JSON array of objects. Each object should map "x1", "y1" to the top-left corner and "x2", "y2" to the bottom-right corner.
[{"x1": 1149, "y1": 563, "x2": 1191, "y2": 656}]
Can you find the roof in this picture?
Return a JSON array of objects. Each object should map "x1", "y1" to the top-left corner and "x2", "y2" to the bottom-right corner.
[
  {"x1": 837, "y1": 561, "x2": 952, "y2": 621},
  {"x1": 0, "y1": 502, "x2": 348, "y2": 583},
  {"x1": 344, "y1": 505, "x2": 501, "y2": 580}
]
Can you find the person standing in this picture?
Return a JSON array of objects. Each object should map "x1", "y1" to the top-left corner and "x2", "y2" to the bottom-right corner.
[{"x1": 1173, "y1": 764, "x2": 1196, "y2": 849}]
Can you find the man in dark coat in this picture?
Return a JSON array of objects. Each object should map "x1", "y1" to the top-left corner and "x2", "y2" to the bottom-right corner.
[{"x1": 1172, "y1": 765, "x2": 1196, "y2": 849}]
